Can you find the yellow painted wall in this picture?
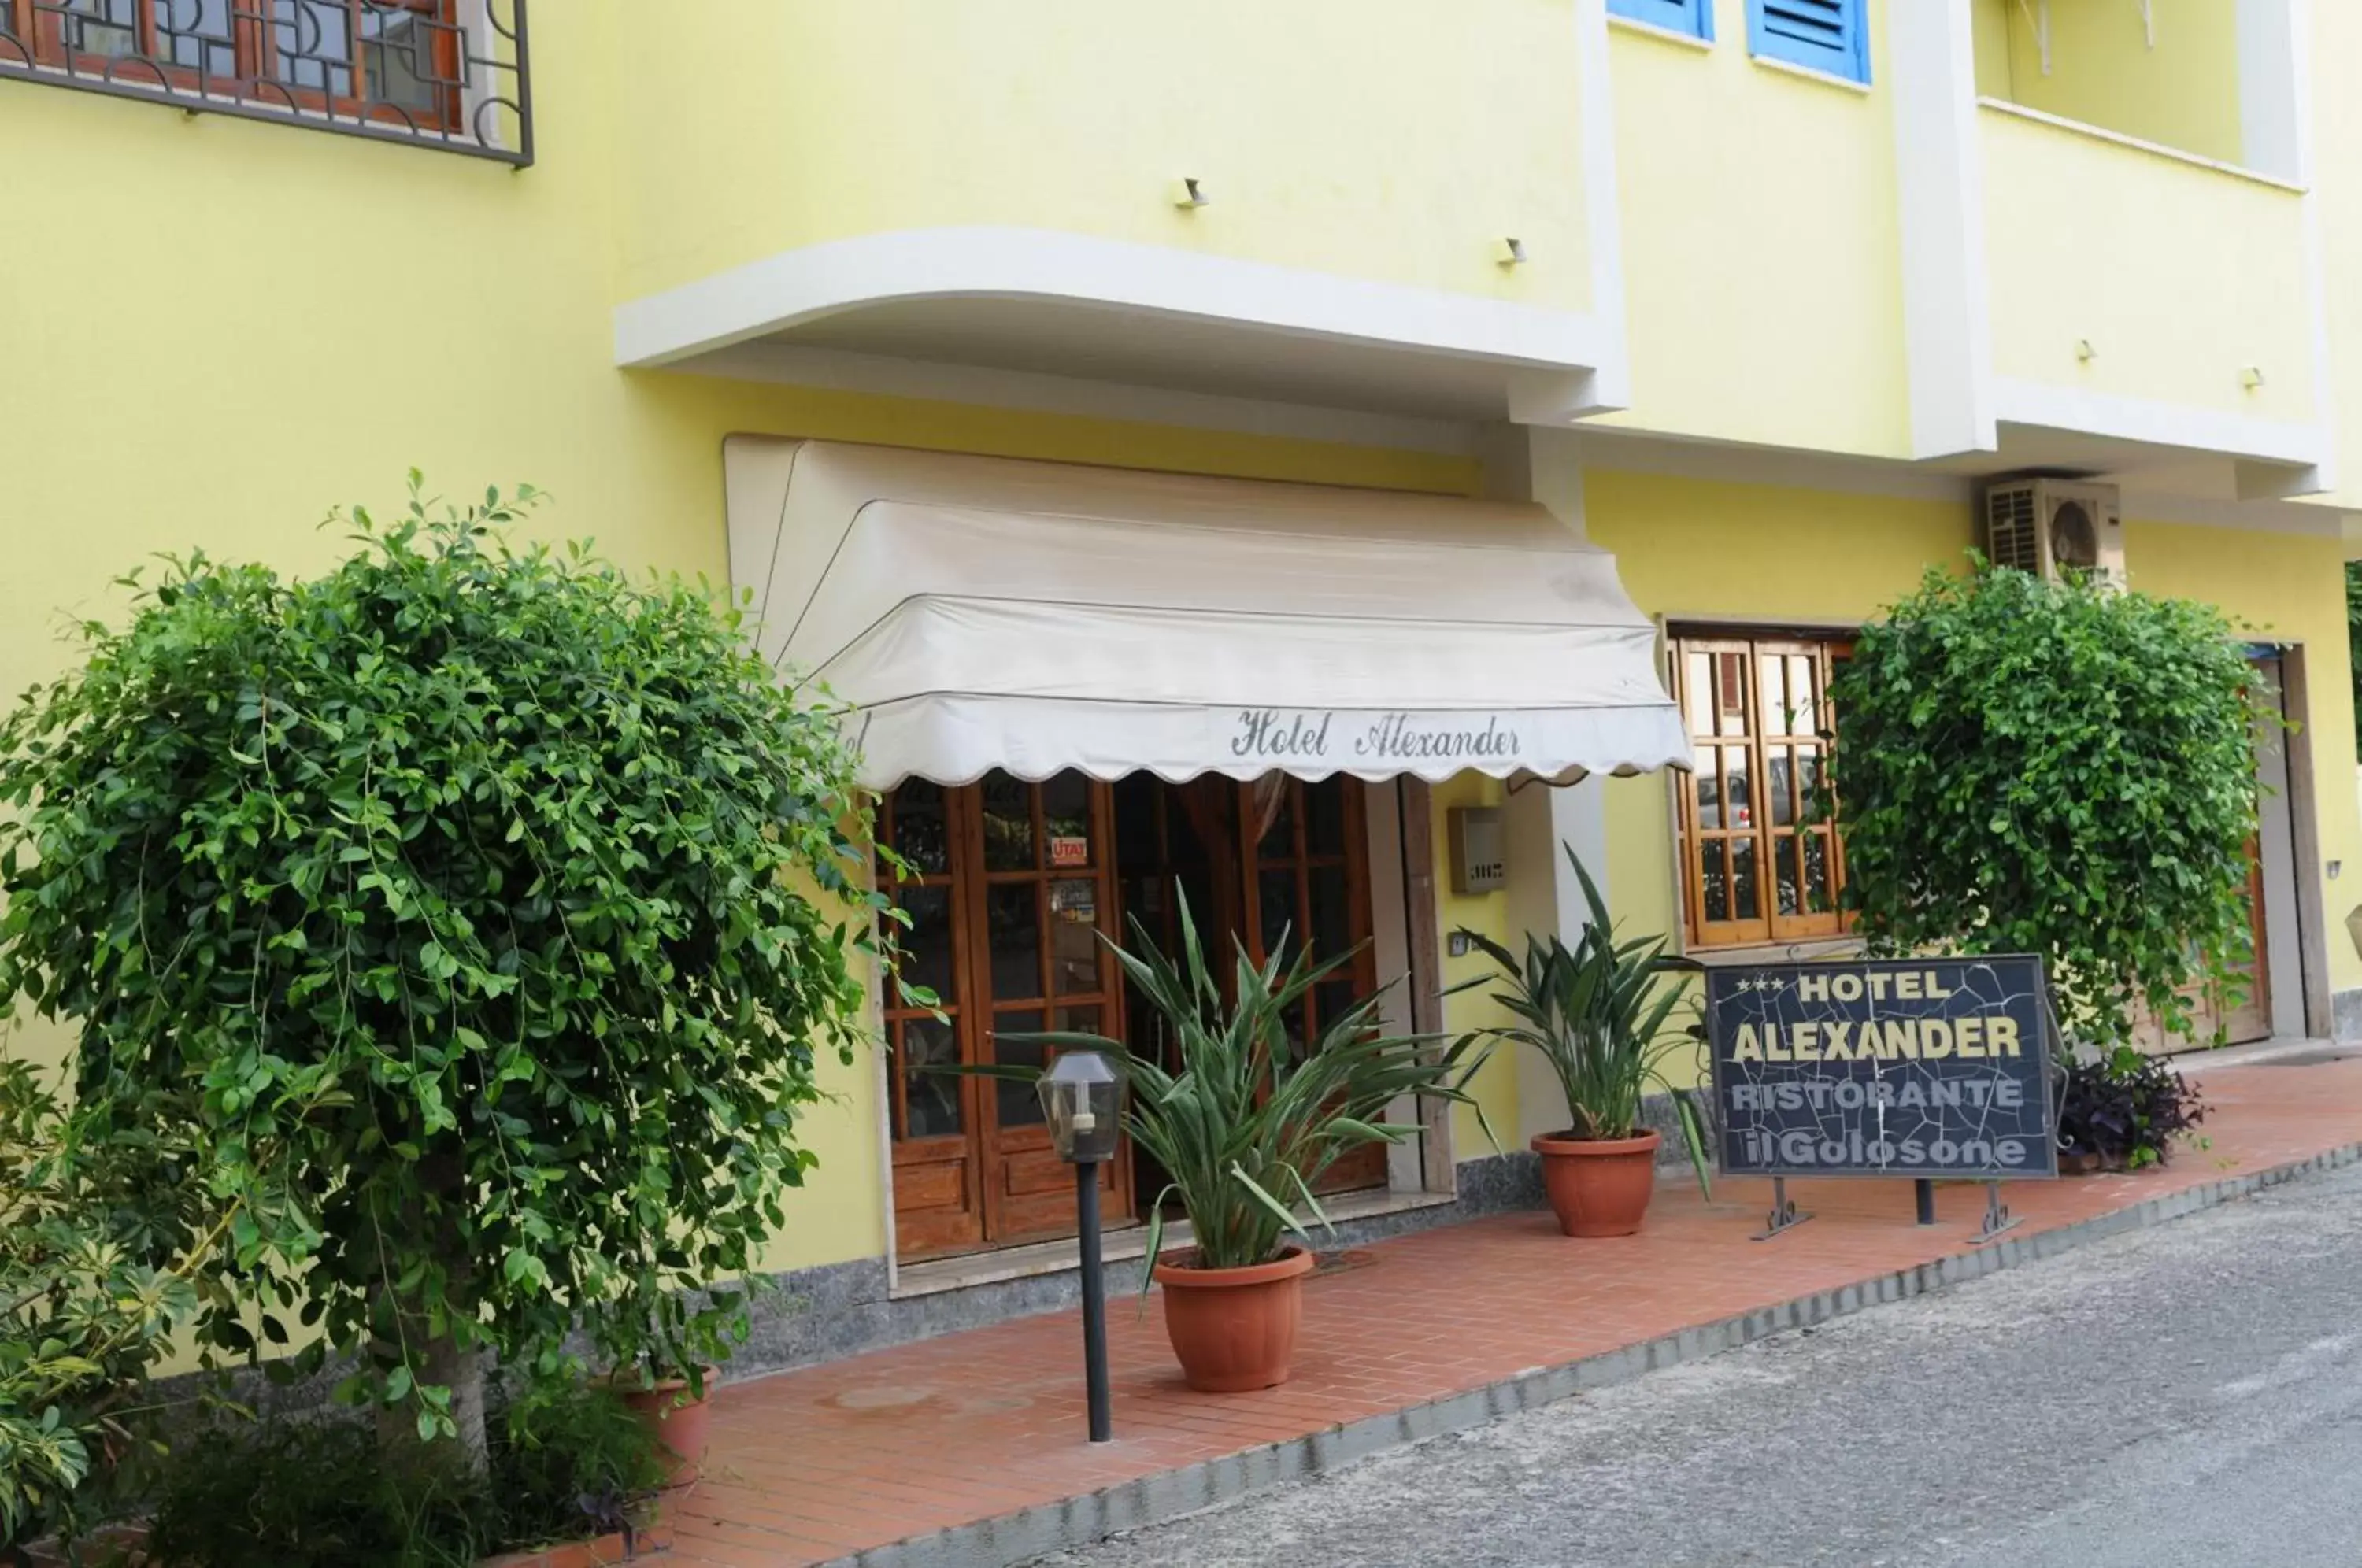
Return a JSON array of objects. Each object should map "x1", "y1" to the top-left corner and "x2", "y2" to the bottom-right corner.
[
  {"x1": 1970, "y1": 0, "x2": 2245, "y2": 165},
  {"x1": 0, "y1": 24, "x2": 1472, "y2": 1278},
  {"x1": 1971, "y1": 0, "x2": 2015, "y2": 99},
  {"x1": 616, "y1": 0, "x2": 1594, "y2": 315},
  {"x1": 1979, "y1": 106, "x2": 2312, "y2": 422},
  {"x1": 1429, "y1": 775, "x2": 1522, "y2": 1157},
  {"x1": 1598, "y1": 1, "x2": 1911, "y2": 458}
]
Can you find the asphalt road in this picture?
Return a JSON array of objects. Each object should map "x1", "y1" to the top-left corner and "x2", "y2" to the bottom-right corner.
[{"x1": 1041, "y1": 1157, "x2": 2362, "y2": 1568}]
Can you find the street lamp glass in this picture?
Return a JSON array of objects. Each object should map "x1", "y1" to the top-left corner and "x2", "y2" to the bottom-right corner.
[{"x1": 1038, "y1": 1050, "x2": 1124, "y2": 1163}]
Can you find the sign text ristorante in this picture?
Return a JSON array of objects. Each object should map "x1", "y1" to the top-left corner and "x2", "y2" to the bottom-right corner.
[{"x1": 1226, "y1": 708, "x2": 1525, "y2": 765}]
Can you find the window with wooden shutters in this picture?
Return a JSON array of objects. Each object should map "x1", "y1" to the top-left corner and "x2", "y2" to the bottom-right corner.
[
  {"x1": 1609, "y1": 0, "x2": 1713, "y2": 41},
  {"x1": 1668, "y1": 631, "x2": 1853, "y2": 949},
  {"x1": 1748, "y1": 0, "x2": 1868, "y2": 83}
]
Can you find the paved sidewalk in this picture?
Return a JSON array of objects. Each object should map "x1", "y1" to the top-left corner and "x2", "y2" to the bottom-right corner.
[{"x1": 663, "y1": 1056, "x2": 2362, "y2": 1567}]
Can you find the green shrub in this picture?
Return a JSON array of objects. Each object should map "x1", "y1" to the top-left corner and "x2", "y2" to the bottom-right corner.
[
  {"x1": 1825, "y1": 562, "x2": 2263, "y2": 1047},
  {"x1": 0, "y1": 1059, "x2": 236, "y2": 1550},
  {"x1": 144, "y1": 1420, "x2": 495, "y2": 1568},
  {"x1": 0, "y1": 477, "x2": 884, "y2": 1448},
  {"x1": 142, "y1": 1383, "x2": 663, "y2": 1567}
]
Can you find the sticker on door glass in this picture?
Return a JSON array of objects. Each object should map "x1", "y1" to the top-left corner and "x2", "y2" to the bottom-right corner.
[
  {"x1": 1048, "y1": 834, "x2": 1091, "y2": 867},
  {"x1": 1050, "y1": 880, "x2": 1097, "y2": 923}
]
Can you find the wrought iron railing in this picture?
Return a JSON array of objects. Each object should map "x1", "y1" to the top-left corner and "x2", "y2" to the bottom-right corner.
[{"x1": 0, "y1": 0, "x2": 531, "y2": 166}]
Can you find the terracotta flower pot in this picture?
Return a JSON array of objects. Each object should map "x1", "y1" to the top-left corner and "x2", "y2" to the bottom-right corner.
[
  {"x1": 1531, "y1": 1128, "x2": 1660, "y2": 1237},
  {"x1": 614, "y1": 1366, "x2": 718, "y2": 1488},
  {"x1": 1153, "y1": 1244, "x2": 1315, "y2": 1392}
]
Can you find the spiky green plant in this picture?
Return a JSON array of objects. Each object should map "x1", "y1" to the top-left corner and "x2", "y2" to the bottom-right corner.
[
  {"x1": 1457, "y1": 845, "x2": 1712, "y2": 1197},
  {"x1": 1002, "y1": 892, "x2": 1490, "y2": 1275}
]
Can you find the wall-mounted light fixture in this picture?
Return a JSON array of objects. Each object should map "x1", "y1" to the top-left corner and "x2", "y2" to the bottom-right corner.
[
  {"x1": 2241, "y1": 366, "x2": 2267, "y2": 390},
  {"x1": 1493, "y1": 236, "x2": 1528, "y2": 268},
  {"x1": 1170, "y1": 176, "x2": 1210, "y2": 209},
  {"x1": 2075, "y1": 338, "x2": 2097, "y2": 363}
]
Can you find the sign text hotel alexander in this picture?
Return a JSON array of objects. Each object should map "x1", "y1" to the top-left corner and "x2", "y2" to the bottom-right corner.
[
  {"x1": 1223, "y1": 708, "x2": 1529, "y2": 767},
  {"x1": 1704, "y1": 956, "x2": 2060, "y2": 1182}
]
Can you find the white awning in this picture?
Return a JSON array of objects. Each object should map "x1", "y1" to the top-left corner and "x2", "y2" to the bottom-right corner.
[{"x1": 723, "y1": 438, "x2": 1687, "y2": 790}]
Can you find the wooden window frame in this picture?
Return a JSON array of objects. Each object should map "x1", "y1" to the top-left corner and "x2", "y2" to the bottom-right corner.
[
  {"x1": 1668, "y1": 627, "x2": 1854, "y2": 951},
  {"x1": 6, "y1": 0, "x2": 465, "y2": 133}
]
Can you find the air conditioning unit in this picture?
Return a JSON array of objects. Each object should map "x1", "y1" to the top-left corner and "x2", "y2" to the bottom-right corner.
[{"x1": 1982, "y1": 478, "x2": 2127, "y2": 586}]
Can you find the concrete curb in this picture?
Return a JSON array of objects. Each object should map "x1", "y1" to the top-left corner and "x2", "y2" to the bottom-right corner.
[{"x1": 817, "y1": 1140, "x2": 2362, "y2": 1568}]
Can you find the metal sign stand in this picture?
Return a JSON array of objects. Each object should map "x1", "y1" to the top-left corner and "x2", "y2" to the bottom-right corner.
[
  {"x1": 1970, "y1": 1182, "x2": 2021, "y2": 1246},
  {"x1": 1752, "y1": 1176, "x2": 1813, "y2": 1241}
]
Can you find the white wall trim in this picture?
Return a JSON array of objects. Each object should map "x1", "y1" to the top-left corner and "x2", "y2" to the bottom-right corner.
[
  {"x1": 2283, "y1": 0, "x2": 2342, "y2": 498},
  {"x1": 1993, "y1": 375, "x2": 2328, "y2": 478},
  {"x1": 2110, "y1": 488, "x2": 2345, "y2": 538},
  {"x1": 1891, "y1": 0, "x2": 1999, "y2": 460},
  {"x1": 688, "y1": 340, "x2": 1481, "y2": 458},
  {"x1": 1572, "y1": 0, "x2": 1635, "y2": 413},
  {"x1": 1750, "y1": 52, "x2": 1875, "y2": 94},
  {"x1": 1571, "y1": 425, "x2": 2346, "y2": 536},
  {"x1": 613, "y1": 225, "x2": 1618, "y2": 383},
  {"x1": 1573, "y1": 428, "x2": 1979, "y2": 505},
  {"x1": 1978, "y1": 97, "x2": 2305, "y2": 195},
  {"x1": 1606, "y1": 11, "x2": 1715, "y2": 51}
]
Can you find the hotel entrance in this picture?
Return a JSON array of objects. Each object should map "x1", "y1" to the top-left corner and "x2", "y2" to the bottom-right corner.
[
  {"x1": 723, "y1": 437, "x2": 1690, "y2": 1272},
  {"x1": 879, "y1": 768, "x2": 1386, "y2": 1263}
]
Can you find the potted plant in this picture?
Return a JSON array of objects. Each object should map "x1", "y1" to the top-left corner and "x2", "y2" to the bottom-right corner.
[
  {"x1": 601, "y1": 1363, "x2": 718, "y2": 1489},
  {"x1": 1008, "y1": 893, "x2": 1487, "y2": 1393},
  {"x1": 1458, "y1": 845, "x2": 1711, "y2": 1237}
]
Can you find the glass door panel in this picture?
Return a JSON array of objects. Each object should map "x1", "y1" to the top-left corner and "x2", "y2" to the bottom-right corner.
[
  {"x1": 879, "y1": 782, "x2": 984, "y2": 1257},
  {"x1": 881, "y1": 772, "x2": 1130, "y2": 1260},
  {"x1": 1239, "y1": 776, "x2": 1386, "y2": 1196},
  {"x1": 966, "y1": 770, "x2": 1128, "y2": 1245}
]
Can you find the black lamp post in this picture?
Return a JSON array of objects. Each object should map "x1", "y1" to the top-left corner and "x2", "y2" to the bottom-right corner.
[{"x1": 1038, "y1": 1050, "x2": 1123, "y2": 1444}]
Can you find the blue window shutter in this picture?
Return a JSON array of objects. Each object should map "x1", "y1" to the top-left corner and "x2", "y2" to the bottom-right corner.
[
  {"x1": 1748, "y1": 0, "x2": 1868, "y2": 83},
  {"x1": 1609, "y1": 0, "x2": 1714, "y2": 43}
]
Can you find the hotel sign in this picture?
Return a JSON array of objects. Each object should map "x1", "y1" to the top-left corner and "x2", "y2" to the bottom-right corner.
[
  {"x1": 1221, "y1": 708, "x2": 1528, "y2": 767},
  {"x1": 1704, "y1": 957, "x2": 2058, "y2": 1182}
]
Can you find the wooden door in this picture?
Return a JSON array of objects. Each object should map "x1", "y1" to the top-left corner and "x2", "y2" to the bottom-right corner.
[
  {"x1": 1110, "y1": 775, "x2": 1389, "y2": 1204},
  {"x1": 879, "y1": 781, "x2": 985, "y2": 1256},
  {"x1": 967, "y1": 772, "x2": 1131, "y2": 1244},
  {"x1": 2134, "y1": 653, "x2": 2277, "y2": 1055},
  {"x1": 880, "y1": 771, "x2": 1132, "y2": 1261},
  {"x1": 2216, "y1": 834, "x2": 2272, "y2": 1044},
  {"x1": 1239, "y1": 776, "x2": 1389, "y2": 1196}
]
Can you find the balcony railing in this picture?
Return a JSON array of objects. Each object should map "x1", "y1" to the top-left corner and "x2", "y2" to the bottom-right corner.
[{"x1": 0, "y1": 0, "x2": 531, "y2": 166}]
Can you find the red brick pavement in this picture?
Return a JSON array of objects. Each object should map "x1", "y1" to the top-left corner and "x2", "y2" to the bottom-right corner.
[{"x1": 661, "y1": 1057, "x2": 2362, "y2": 1566}]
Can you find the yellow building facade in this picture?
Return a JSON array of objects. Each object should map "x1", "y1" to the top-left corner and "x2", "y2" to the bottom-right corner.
[{"x1": 3, "y1": 0, "x2": 2357, "y2": 1358}]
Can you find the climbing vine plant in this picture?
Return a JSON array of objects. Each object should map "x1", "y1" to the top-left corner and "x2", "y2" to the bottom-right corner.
[
  {"x1": 2345, "y1": 561, "x2": 2362, "y2": 747},
  {"x1": 1825, "y1": 561, "x2": 2264, "y2": 1048},
  {"x1": 0, "y1": 478, "x2": 880, "y2": 1448}
]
